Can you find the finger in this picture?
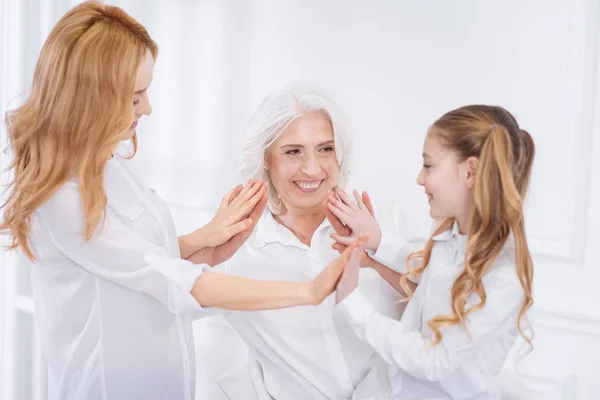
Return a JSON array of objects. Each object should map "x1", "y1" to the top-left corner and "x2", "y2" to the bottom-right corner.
[
  {"x1": 340, "y1": 239, "x2": 359, "y2": 263},
  {"x1": 332, "y1": 242, "x2": 347, "y2": 253},
  {"x1": 333, "y1": 241, "x2": 363, "y2": 289},
  {"x1": 226, "y1": 180, "x2": 256, "y2": 208},
  {"x1": 226, "y1": 185, "x2": 266, "y2": 224},
  {"x1": 231, "y1": 179, "x2": 263, "y2": 208},
  {"x1": 228, "y1": 184, "x2": 244, "y2": 203},
  {"x1": 330, "y1": 233, "x2": 356, "y2": 246},
  {"x1": 220, "y1": 184, "x2": 243, "y2": 209},
  {"x1": 335, "y1": 187, "x2": 360, "y2": 212},
  {"x1": 348, "y1": 246, "x2": 363, "y2": 269},
  {"x1": 224, "y1": 218, "x2": 253, "y2": 240},
  {"x1": 324, "y1": 202, "x2": 351, "y2": 236},
  {"x1": 247, "y1": 192, "x2": 268, "y2": 228},
  {"x1": 328, "y1": 192, "x2": 356, "y2": 217},
  {"x1": 359, "y1": 252, "x2": 373, "y2": 268},
  {"x1": 362, "y1": 191, "x2": 375, "y2": 217},
  {"x1": 355, "y1": 233, "x2": 370, "y2": 251},
  {"x1": 326, "y1": 198, "x2": 353, "y2": 226},
  {"x1": 352, "y1": 189, "x2": 366, "y2": 211}
]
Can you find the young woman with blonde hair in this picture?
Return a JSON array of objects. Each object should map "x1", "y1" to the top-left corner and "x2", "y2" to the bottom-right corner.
[{"x1": 0, "y1": 3, "x2": 359, "y2": 399}]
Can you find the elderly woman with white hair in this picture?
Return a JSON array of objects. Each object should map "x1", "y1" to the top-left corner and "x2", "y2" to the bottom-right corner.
[{"x1": 212, "y1": 84, "x2": 401, "y2": 400}]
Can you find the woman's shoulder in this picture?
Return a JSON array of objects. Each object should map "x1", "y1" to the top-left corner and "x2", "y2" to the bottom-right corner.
[
  {"x1": 29, "y1": 184, "x2": 86, "y2": 238},
  {"x1": 483, "y1": 243, "x2": 521, "y2": 287},
  {"x1": 38, "y1": 182, "x2": 81, "y2": 215}
]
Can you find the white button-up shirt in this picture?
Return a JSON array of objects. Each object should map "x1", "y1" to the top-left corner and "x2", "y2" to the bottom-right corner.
[
  {"x1": 337, "y1": 222, "x2": 527, "y2": 400},
  {"x1": 214, "y1": 211, "x2": 402, "y2": 400},
  {"x1": 29, "y1": 156, "x2": 210, "y2": 400}
]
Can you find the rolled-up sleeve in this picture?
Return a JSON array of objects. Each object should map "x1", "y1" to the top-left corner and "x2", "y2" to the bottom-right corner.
[{"x1": 35, "y1": 186, "x2": 207, "y2": 315}]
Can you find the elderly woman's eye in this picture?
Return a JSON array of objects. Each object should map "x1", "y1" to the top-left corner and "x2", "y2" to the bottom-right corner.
[
  {"x1": 286, "y1": 149, "x2": 300, "y2": 155},
  {"x1": 321, "y1": 146, "x2": 334, "y2": 152}
]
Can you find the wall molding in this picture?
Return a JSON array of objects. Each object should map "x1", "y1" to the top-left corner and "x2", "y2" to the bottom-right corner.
[
  {"x1": 535, "y1": 308, "x2": 600, "y2": 338},
  {"x1": 527, "y1": 0, "x2": 599, "y2": 264},
  {"x1": 519, "y1": 370, "x2": 577, "y2": 400}
]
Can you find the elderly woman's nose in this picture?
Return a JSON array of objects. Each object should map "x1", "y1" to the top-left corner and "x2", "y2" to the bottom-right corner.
[{"x1": 301, "y1": 155, "x2": 321, "y2": 176}]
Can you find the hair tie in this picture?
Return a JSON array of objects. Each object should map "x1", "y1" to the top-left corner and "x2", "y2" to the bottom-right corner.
[{"x1": 489, "y1": 124, "x2": 500, "y2": 131}]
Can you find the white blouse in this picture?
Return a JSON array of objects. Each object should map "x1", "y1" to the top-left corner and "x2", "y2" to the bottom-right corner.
[
  {"x1": 338, "y1": 222, "x2": 528, "y2": 400},
  {"x1": 29, "y1": 156, "x2": 211, "y2": 400},
  {"x1": 214, "y1": 211, "x2": 403, "y2": 400}
]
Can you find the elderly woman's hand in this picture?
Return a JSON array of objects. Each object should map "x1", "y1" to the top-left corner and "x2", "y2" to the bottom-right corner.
[{"x1": 326, "y1": 188, "x2": 382, "y2": 252}]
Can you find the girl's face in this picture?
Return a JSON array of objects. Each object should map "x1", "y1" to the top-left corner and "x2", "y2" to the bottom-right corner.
[{"x1": 416, "y1": 134, "x2": 475, "y2": 226}]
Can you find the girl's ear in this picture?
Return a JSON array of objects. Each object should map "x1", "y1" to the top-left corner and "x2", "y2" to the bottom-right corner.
[{"x1": 464, "y1": 156, "x2": 479, "y2": 189}]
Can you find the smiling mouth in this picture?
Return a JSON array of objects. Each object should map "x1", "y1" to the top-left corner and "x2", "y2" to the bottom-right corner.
[{"x1": 294, "y1": 180, "x2": 323, "y2": 191}]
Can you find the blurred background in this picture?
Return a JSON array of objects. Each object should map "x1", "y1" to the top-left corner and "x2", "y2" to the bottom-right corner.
[{"x1": 2, "y1": 0, "x2": 600, "y2": 399}]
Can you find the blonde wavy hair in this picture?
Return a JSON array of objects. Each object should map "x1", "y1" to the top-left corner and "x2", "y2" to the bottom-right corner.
[
  {"x1": 1, "y1": 1, "x2": 157, "y2": 260},
  {"x1": 400, "y1": 105, "x2": 535, "y2": 349}
]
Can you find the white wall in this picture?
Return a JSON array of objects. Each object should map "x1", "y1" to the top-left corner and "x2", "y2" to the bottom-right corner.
[{"x1": 2, "y1": 0, "x2": 600, "y2": 399}]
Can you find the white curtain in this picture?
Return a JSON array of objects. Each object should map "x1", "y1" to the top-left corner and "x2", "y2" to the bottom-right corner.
[{"x1": 0, "y1": 1, "x2": 248, "y2": 399}]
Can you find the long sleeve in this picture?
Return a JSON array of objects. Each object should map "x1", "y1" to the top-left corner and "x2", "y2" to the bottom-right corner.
[
  {"x1": 337, "y1": 261, "x2": 525, "y2": 382},
  {"x1": 34, "y1": 184, "x2": 207, "y2": 315},
  {"x1": 369, "y1": 230, "x2": 418, "y2": 274}
]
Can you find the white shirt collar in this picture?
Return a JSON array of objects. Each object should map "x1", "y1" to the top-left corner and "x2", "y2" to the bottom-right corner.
[
  {"x1": 430, "y1": 219, "x2": 515, "y2": 265},
  {"x1": 253, "y1": 211, "x2": 332, "y2": 249},
  {"x1": 431, "y1": 219, "x2": 463, "y2": 242},
  {"x1": 431, "y1": 220, "x2": 468, "y2": 264}
]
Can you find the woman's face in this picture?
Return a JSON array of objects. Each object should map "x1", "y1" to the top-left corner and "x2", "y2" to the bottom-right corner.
[
  {"x1": 123, "y1": 49, "x2": 154, "y2": 140},
  {"x1": 265, "y1": 111, "x2": 340, "y2": 214}
]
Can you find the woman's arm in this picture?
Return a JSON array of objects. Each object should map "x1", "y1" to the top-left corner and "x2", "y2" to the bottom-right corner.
[
  {"x1": 337, "y1": 264, "x2": 526, "y2": 382},
  {"x1": 192, "y1": 242, "x2": 354, "y2": 310},
  {"x1": 367, "y1": 257, "x2": 416, "y2": 298},
  {"x1": 37, "y1": 184, "x2": 351, "y2": 316}
]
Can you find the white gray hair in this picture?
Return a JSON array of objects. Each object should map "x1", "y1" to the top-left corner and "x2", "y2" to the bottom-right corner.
[{"x1": 238, "y1": 84, "x2": 352, "y2": 214}]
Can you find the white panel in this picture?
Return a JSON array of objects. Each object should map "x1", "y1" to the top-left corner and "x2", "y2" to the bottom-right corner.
[
  {"x1": 0, "y1": 0, "x2": 8, "y2": 394},
  {"x1": 1, "y1": 0, "x2": 25, "y2": 397}
]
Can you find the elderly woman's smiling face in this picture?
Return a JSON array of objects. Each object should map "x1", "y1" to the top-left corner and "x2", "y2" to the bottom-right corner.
[{"x1": 265, "y1": 111, "x2": 340, "y2": 214}]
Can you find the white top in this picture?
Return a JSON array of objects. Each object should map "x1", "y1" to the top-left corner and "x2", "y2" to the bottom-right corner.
[
  {"x1": 29, "y1": 156, "x2": 210, "y2": 400},
  {"x1": 338, "y1": 222, "x2": 527, "y2": 400},
  {"x1": 215, "y1": 211, "x2": 402, "y2": 400}
]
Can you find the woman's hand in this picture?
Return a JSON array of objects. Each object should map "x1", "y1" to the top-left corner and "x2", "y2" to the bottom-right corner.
[
  {"x1": 186, "y1": 180, "x2": 266, "y2": 251},
  {"x1": 325, "y1": 189, "x2": 379, "y2": 267},
  {"x1": 185, "y1": 181, "x2": 268, "y2": 266},
  {"x1": 326, "y1": 188, "x2": 382, "y2": 251},
  {"x1": 303, "y1": 235, "x2": 368, "y2": 305},
  {"x1": 335, "y1": 237, "x2": 367, "y2": 304}
]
